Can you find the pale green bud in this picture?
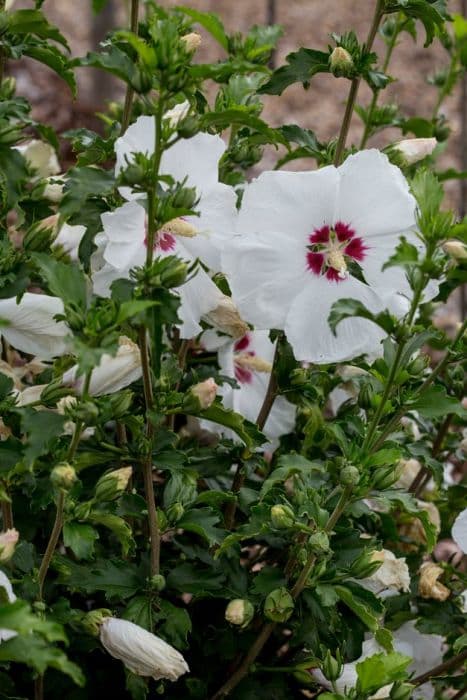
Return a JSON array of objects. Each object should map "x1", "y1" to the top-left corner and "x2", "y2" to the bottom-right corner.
[
  {"x1": 82, "y1": 608, "x2": 112, "y2": 637},
  {"x1": 270, "y1": 504, "x2": 295, "y2": 529},
  {"x1": 308, "y1": 531, "x2": 330, "y2": 554},
  {"x1": 94, "y1": 467, "x2": 132, "y2": 502},
  {"x1": 150, "y1": 574, "x2": 166, "y2": 592},
  {"x1": 51, "y1": 463, "x2": 77, "y2": 491},
  {"x1": 225, "y1": 599, "x2": 254, "y2": 628},
  {"x1": 329, "y1": 46, "x2": 354, "y2": 78},
  {"x1": 322, "y1": 649, "x2": 343, "y2": 682},
  {"x1": 340, "y1": 464, "x2": 359, "y2": 486},
  {"x1": 264, "y1": 587, "x2": 294, "y2": 622}
]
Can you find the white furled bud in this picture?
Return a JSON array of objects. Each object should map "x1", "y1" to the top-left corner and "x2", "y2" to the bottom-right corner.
[
  {"x1": 329, "y1": 47, "x2": 354, "y2": 77},
  {"x1": 225, "y1": 599, "x2": 254, "y2": 628},
  {"x1": 443, "y1": 240, "x2": 467, "y2": 262},
  {"x1": 204, "y1": 296, "x2": 249, "y2": 339},
  {"x1": 99, "y1": 618, "x2": 189, "y2": 681},
  {"x1": 15, "y1": 140, "x2": 60, "y2": 179},
  {"x1": 394, "y1": 138, "x2": 437, "y2": 165},
  {"x1": 0, "y1": 528, "x2": 19, "y2": 562},
  {"x1": 181, "y1": 32, "x2": 201, "y2": 52},
  {"x1": 190, "y1": 378, "x2": 218, "y2": 409},
  {"x1": 164, "y1": 101, "x2": 191, "y2": 128}
]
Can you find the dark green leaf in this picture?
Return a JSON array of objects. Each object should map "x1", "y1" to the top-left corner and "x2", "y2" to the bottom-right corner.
[
  {"x1": 261, "y1": 454, "x2": 323, "y2": 497},
  {"x1": 328, "y1": 298, "x2": 395, "y2": 336},
  {"x1": 356, "y1": 652, "x2": 412, "y2": 694},
  {"x1": 177, "y1": 7, "x2": 229, "y2": 50},
  {"x1": 63, "y1": 522, "x2": 99, "y2": 560},
  {"x1": 259, "y1": 48, "x2": 330, "y2": 95},
  {"x1": 32, "y1": 252, "x2": 87, "y2": 309}
]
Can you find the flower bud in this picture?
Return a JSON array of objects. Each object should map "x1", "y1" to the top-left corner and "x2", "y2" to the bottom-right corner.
[
  {"x1": 15, "y1": 140, "x2": 60, "y2": 179},
  {"x1": 43, "y1": 177, "x2": 65, "y2": 203},
  {"x1": 181, "y1": 32, "x2": 201, "y2": 53},
  {"x1": 189, "y1": 378, "x2": 218, "y2": 410},
  {"x1": 204, "y1": 296, "x2": 249, "y2": 339},
  {"x1": 82, "y1": 608, "x2": 112, "y2": 637},
  {"x1": 394, "y1": 138, "x2": 437, "y2": 165},
  {"x1": 170, "y1": 186, "x2": 198, "y2": 211},
  {"x1": 264, "y1": 587, "x2": 294, "y2": 622},
  {"x1": 160, "y1": 258, "x2": 188, "y2": 288},
  {"x1": 308, "y1": 531, "x2": 330, "y2": 554},
  {"x1": 418, "y1": 562, "x2": 450, "y2": 601},
  {"x1": 163, "y1": 101, "x2": 191, "y2": 128},
  {"x1": 329, "y1": 47, "x2": 354, "y2": 78},
  {"x1": 100, "y1": 617, "x2": 189, "y2": 681},
  {"x1": 0, "y1": 529, "x2": 19, "y2": 562},
  {"x1": 94, "y1": 467, "x2": 132, "y2": 503},
  {"x1": 321, "y1": 649, "x2": 343, "y2": 682},
  {"x1": 372, "y1": 464, "x2": 401, "y2": 490},
  {"x1": 349, "y1": 549, "x2": 382, "y2": 579},
  {"x1": 51, "y1": 463, "x2": 77, "y2": 491},
  {"x1": 150, "y1": 574, "x2": 166, "y2": 592},
  {"x1": 340, "y1": 465, "x2": 359, "y2": 486},
  {"x1": 270, "y1": 504, "x2": 295, "y2": 529},
  {"x1": 225, "y1": 599, "x2": 255, "y2": 628},
  {"x1": 443, "y1": 240, "x2": 467, "y2": 262},
  {"x1": 166, "y1": 502, "x2": 184, "y2": 523},
  {"x1": 390, "y1": 682, "x2": 414, "y2": 700},
  {"x1": 0, "y1": 76, "x2": 16, "y2": 98}
]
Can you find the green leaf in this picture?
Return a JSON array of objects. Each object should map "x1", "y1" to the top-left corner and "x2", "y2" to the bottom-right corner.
[
  {"x1": 385, "y1": 0, "x2": 449, "y2": 46},
  {"x1": 177, "y1": 508, "x2": 225, "y2": 545},
  {"x1": 406, "y1": 386, "x2": 465, "y2": 418},
  {"x1": 334, "y1": 584, "x2": 383, "y2": 631},
  {"x1": 63, "y1": 522, "x2": 98, "y2": 560},
  {"x1": 32, "y1": 252, "x2": 87, "y2": 309},
  {"x1": 356, "y1": 652, "x2": 412, "y2": 694},
  {"x1": 154, "y1": 600, "x2": 192, "y2": 649},
  {"x1": 54, "y1": 555, "x2": 142, "y2": 600},
  {"x1": 60, "y1": 166, "x2": 115, "y2": 218},
  {"x1": 117, "y1": 300, "x2": 159, "y2": 324},
  {"x1": 382, "y1": 236, "x2": 419, "y2": 271},
  {"x1": 453, "y1": 633, "x2": 467, "y2": 654},
  {"x1": 0, "y1": 634, "x2": 84, "y2": 686},
  {"x1": 186, "y1": 402, "x2": 265, "y2": 448},
  {"x1": 328, "y1": 298, "x2": 395, "y2": 336},
  {"x1": 166, "y1": 562, "x2": 225, "y2": 595},
  {"x1": 74, "y1": 46, "x2": 140, "y2": 91},
  {"x1": 260, "y1": 454, "x2": 323, "y2": 497},
  {"x1": 19, "y1": 408, "x2": 66, "y2": 466},
  {"x1": 0, "y1": 600, "x2": 65, "y2": 642},
  {"x1": 7, "y1": 10, "x2": 69, "y2": 49},
  {"x1": 374, "y1": 490, "x2": 437, "y2": 551},
  {"x1": 87, "y1": 512, "x2": 133, "y2": 556},
  {"x1": 0, "y1": 146, "x2": 29, "y2": 212},
  {"x1": 24, "y1": 43, "x2": 76, "y2": 95},
  {"x1": 123, "y1": 595, "x2": 152, "y2": 631},
  {"x1": 177, "y1": 7, "x2": 229, "y2": 50},
  {"x1": 200, "y1": 109, "x2": 286, "y2": 144},
  {"x1": 259, "y1": 47, "x2": 330, "y2": 95},
  {"x1": 375, "y1": 627, "x2": 394, "y2": 653}
]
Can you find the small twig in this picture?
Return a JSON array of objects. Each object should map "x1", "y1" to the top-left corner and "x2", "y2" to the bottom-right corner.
[
  {"x1": 1, "y1": 498, "x2": 13, "y2": 530},
  {"x1": 412, "y1": 649, "x2": 467, "y2": 687},
  {"x1": 452, "y1": 686, "x2": 467, "y2": 700},
  {"x1": 37, "y1": 491, "x2": 65, "y2": 599},
  {"x1": 409, "y1": 413, "x2": 453, "y2": 495}
]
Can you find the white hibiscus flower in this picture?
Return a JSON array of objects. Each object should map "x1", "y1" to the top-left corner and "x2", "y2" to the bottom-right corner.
[
  {"x1": 452, "y1": 508, "x2": 467, "y2": 553},
  {"x1": 0, "y1": 571, "x2": 18, "y2": 644},
  {"x1": 221, "y1": 150, "x2": 435, "y2": 364},
  {"x1": 114, "y1": 114, "x2": 237, "y2": 271},
  {"x1": 0, "y1": 293, "x2": 69, "y2": 359},
  {"x1": 200, "y1": 330, "x2": 296, "y2": 443},
  {"x1": 92, "y1": 200, "x2": 241, "y2": 339}
]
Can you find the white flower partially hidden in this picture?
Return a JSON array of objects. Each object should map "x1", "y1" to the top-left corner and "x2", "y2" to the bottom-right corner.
[
  {"x1": 452, "y1": 507, "x2": 467, "y2": 553},
  {"x1": 163, "y1": 100, "x2": 191, "y2": 128},
  {"x1": 53, "y1": 222, "x2": 86, "y2": 261},
  {"x1": 63, "y1": 336, "x2": 142, "y2": 396},
  {"x1": 200, "y1": 330, "x2": 296, "y2": 443},
  {"x1": 359, "y1": 549, "x2": 410, "y2": 598},
  {"x1": 0, "y1": 529, "x2": 19, "y2": 562},
  {"x1": 114, "y1": 114, "x2": 237, "y2": 271},
  {"x1": 99, "y1": 617, "x2": 189, "y2": 681},
  {"x1": 222, "y1": 150, "x2": 437, "y2": 364},
  {"x1": 15, "y1": 140, "x2": 60, "y2": 179},
  {"x1": 394, "y1": 138, "x2": 437, "y2": 165},
  {"x1": 92, "y1": 200, "x2": 232, "y2": 339},
  {"x1": 0, "y1": 293, "x2": 69, "y2": 359},
  {"x1": 0, "y1": 571, "x2": 18, "y2": 644}
]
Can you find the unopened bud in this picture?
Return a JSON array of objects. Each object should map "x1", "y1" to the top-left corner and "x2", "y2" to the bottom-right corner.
[
  {"x1": 264, "y1": 587, "x2": 294, "y2": 622},
  {"x1": 166, "y1": 502, "x2": 184, "y2": 523},
  {"x1": 160, "y1": 259, "x2": 188, "y2": 288},
  {"x1": 340, "y1": 465, "x2": 359, "y2": 486},
  {"x1": 204, "y1": 296, "x2": 249, "y2": 339},
  {"x1": 270, "y1": 504, "x2": 295, "y2": 529},
  {"x1": 0, "y1": 529, "x2": 19, "y2": 562},
  {"x1": 372, "y1": 464, "x2": 401, "y2": 490},
  {"x1": 82, "y1": 608, "x2": 112, "y2": 637},
  {"x1": 308, "y1": 531, "x2": 330, "y2": 554},
  {"x1": 390, "y1": 682, "x2": 415, "y2": 700},
  {"x1": 94, "y1": 467, "x2": 132, "y2": 503},
  {"x1": 189, "y1": 378, "x2": 218, "y2": 410},
  {"x1": 419, "y1": 562, "x2": 450, "y2": 601},
  {"x1": 225, "y1": 599, "x2": 254, "y2": 628},
  {"x1": 322, "y1": 649, "x2": 343, "y2": 682},
  {"x1": 349, "y1": 549, "x2": 382, "y2": 579},
  {"x1": 150, "y1": 574, "x2": 166, "y2": 592},
  {"x1": 443, "y1": 240, "x2": 467, "y2": 262},
  {"x1": 329, "y1": 47, "x2": 354, "y2": 78},
  {"x1": 181, "y1": 32, "x2": 201, "y2": 53},
  {"x1": 394, "y1": 138, "x2": 437, "y2": 165},
  {"x1": 51, "y1": 463, "x2": 77, "y2": 491}
]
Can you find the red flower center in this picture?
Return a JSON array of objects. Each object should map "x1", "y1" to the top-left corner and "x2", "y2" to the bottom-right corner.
[
  {"x1": 234, "y1": 334, "x2": 254, "y2": 384},
  {"x1": 306, "y1": 221, "x2": 367, "y2": 282}
]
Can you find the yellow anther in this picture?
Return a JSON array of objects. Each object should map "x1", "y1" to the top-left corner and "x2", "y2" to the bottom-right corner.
[
  {"x1": 235, "y1": 353, "x2": 272, "y2": 373},
  {"x1": 159, "y1": 218, "x2": 198, "y2": 238}
]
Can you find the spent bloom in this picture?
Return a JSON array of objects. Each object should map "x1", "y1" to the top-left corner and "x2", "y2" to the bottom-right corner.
[
  {"x1": 222, "y1": 150, "x2": 432, "y2": 363},
  {"x1": 190, "y1": 377, "x2": 218, "y2": 409},
  {"x1": 0, "y1": 529, "x2": 19, "y2": 562},
  {"x1": 359, "y1": 549, "x2": 410, "y2": 598},
  {"x1": 418, "y1": 562, "x2": 450, "y2": 601},
  {"x1": 200, "y1": 330, "x2": 296, "y2": 443},
  {"x1": 99, "y1": 617, "x2": 189, "y2": 681}
]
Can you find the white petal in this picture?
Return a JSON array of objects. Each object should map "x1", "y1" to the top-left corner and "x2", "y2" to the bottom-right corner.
[
  {"x1": 452, "y1": 508, "x2": 467, "y2": 553},
  {"x1": 285, "y1": 276, "x2": 386, "y2": 363},
  {"x1": 15, "y1": 140, "x2": 60, "y2": 178},
  {"x1": 0, "y1": 571, "x2": 16, "y2": 603},
  {"x1": 161, "y1": 132, "x2": 227, "y2": 193},
  {"x1": 335, "y1": 150, "x2": 416, "y2": 238},
  {"x1": 0, "y1": 293, "x2": 69, "y2": 359},
  {"x1": 176, "y1": 261, "x2": 225, "y2": 339},
  {"x1": 101, "y1": 201, "x2": 146, "y2": 270},
  {"x1": 115, "y1": 116, "x2": 155, "y2": 177},
  {"x1": 54, "y1": 222, "x2": 86, "y2": 261}
]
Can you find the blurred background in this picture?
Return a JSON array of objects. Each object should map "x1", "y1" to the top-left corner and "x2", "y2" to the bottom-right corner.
[{"x1": 7, "y1": 0, "x2": 467, "y2": 317}]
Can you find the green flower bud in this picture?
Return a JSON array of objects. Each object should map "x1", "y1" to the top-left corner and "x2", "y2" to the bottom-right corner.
[
  {"x1": 166, "y1": 502, "x2": 184, "y2": 523},
  {"x1": 120, "y1": 163, "x2": 146, "y2": 187},
  {"x1": 170, "y1": 185, "x2": 198, "y2": 210},
  {"x1": 349, "y1": 549, "x2": 382, "y2": 579},
  {"x1": 0, "y1": 77, "x2": 16, "y2": 100},
  {"x1": 321, "y1": 649, "x2": 343, "y2": 682},
  {"x1": 390, "y1": 682, "x2": 414, "y2": 700},
  {"x1": 41, "y1": 379, "x2": 75, "y2": 407},
  {"x1": 74, "y1": 501, "x2": 92, "y2": 520},
  {"x1": 225, "y1": 599, "x2": 254, "y2": 628},
  {"x1": 270, "y1": 504, "x2": 295, "y2": 529},
  {"x1": 177, "y1": 116, "x2": 199, "y2": 139},
  {"x1": 33, "y1": 601, "x2": 47, "y2": 613},
  {"x1": 372, "y1": 464, "x2": 400, "y2": 490},
  {"x1": 357, "y1": 382, "x2": 375, "y2": 409},
  {"x1": 308, "y1": 531, "x2": 330, "y2": 554},
  {"x1": 329, "y1": 46, "x2": 355, "y2": 78},
  {"x1": 264, "y1": 587, "x2": 294, "y2": 622},
  {"x1": 340, "y1": 465, "x2": 359, "y2": 486},
  {"x1": 160, "y1": 259, "x2": 188, "y2": 288},
  {"x1": 292, "y1": 670, "x2": 314, "y2": 686},
  {"x1": 156, "y1": 508, "x2": 168, "y2": 533},
  {"x1": 73, "y1": 401, "x2": 99, "y2": 424},
  {"x1": 23, "y1": 217, "x2": 57, "y2": 252},
  {"x1": 407, "y1": 354, "x2": 429, "y2": 376},
  {"x1": 82, "y1": 608, "x2": 112, "y2": 637},
  {"x1": 94, "y1": 467, "x2": 132, "y2": 503},
  {"x1": 150, "y1": 574, "x2": 166, "y2": 592},
  {"x1": 51, "y1": 463, "x2": 77, "y2": 491}
]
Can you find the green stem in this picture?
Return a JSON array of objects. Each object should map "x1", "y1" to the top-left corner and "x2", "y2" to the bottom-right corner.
[
  {"x1": 120, "y1": 0, "x2": 140, "y2": 135},
  {"x1": 334, "y1": 0, "x2": 384, "y2": 165},
  {"x1": 37, "y1": 491, "x2": 65, "y2": 599},
  {"x1": 1, "y1": 494, "x2": 13, "y2": 529}
]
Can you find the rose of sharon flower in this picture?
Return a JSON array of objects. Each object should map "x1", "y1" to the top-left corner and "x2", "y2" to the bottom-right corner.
[
  {"x1": 359, "y1": 549, "x2": 410, "y2": 599},
  {"x1": 452, "y1": 507, "x2": 467, "y2": 553},
  {"x1": 15, "y1": 140, "x2": 60, "y2": 179},
  {"x1": 0, "y1": 571, "x2": 18, "y2": 644},
  {"x1": 99, "y1": 618, "x2": 189, "y2": 681},
  {"x1": 0, "y1": 293, "x2": 69, "y2": 359},
  {"x1": 313, "y1": 621, "x2": 443, "y2": 699},
  {"x1": 222, "y1": 150, "x2": 434, "y2": 363},
  {"x1": 190, "y1": 378, "x2": 218, "y2": 409},
  {"x1": 114, "y1": 114, "x2": 237, "y2": 271},
  {"x1": 200, "y1": 330, "x2": 296, "y2": 443},
  {"x1": 92, "y1": 200, "x2": 244, "y2": 339}
]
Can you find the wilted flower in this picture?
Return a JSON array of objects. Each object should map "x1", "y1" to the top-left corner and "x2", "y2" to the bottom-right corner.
[
  {"x1": 452, "y1": 507, "x2": 467, "y2": 553},
  {"x1": 63, "y1": 336, "x2": 142, "y2": 396},
  {"x1": 399, "y1": 500, "x2": 441, "y2": 549},
  {"x1": 15, "y1": 140, "x2": 60, "y2": 179},
  {"x1": 418, "y1": 562, "x2": 450, "y2": 601},
  {"x1": 190, "y1": 378, "x2": 218, "y2": 409},
  {"x1": 359, "y1": 549, "x2": 410, "y2": 598},
  {"x1": 395, "y1": 458, "x2": 422, "y2": 490},
  {"x1": 394, "y1": 138, "x2": 437, "y2": 165},
  {"x1": 203, "y1": 296, "x2": 249, "y2": 339},
  {"x1": 225, "y1": 599, "x2": 255, "y2": 628},
  {"x1": 181, "y1": 32, "x2": 202, "y2": 52},
  {"x1": 222, "y1": 150, "x2": 434, "y2": 363},
  {"x1": 0, "y1": 293, "x2": 69, "y2": 359},
  {"x1": 0, "y1": 529, "x2": 19, "y2": 562},
  {"x1": 99, "y1": 617, "x2": 189, "y2": 681}
]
